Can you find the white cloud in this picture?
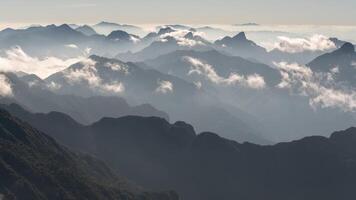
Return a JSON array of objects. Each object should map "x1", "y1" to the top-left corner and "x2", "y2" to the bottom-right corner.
[
  {"x1": 104, "y1": 62, "x2": 129, "y2": 74},
  {"x1": 184, "y1": 56, "x2": 266, "y2": 89},
  {"x1": 351, "y1": 61, "x2": 356, "y2": 69},
  {"x1": 46, "y1": 81, "x2": 62, "y2": 91},
  {"x1": 0, "y1": 46, "x2": 83, "y2": 79},
  {"x1": 65, "y1": 44, "x2": 79, "y2": 49},
  {"x1": 266, "y1": 35, "x2": 336, "y2": 53},
  {"x1": 274, "y1": 62, "x2": 356, "y2": 112},
  {"x1": 155, "y1": 80, "x2": 173, "y2": 94},
  {"x1": 246, "y1": 74, "x2": 267, "y2": 89},
  {"x1": 101, "y1": 81, "x2": 125, "y2": 93},
  {"x1": 64, "y1": 59, "x2": 125, "y2": 94},
  {"x1": 159, "y1": 29, "x2": 205, "y2": 47},
  {"x1": 0, "y1": 74, "x2": 13, "y2": 97}
]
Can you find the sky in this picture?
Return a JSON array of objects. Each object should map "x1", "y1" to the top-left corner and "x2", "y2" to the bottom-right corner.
[{"x1": 0, "y1": 0, "x2": 356, "y2": 26}]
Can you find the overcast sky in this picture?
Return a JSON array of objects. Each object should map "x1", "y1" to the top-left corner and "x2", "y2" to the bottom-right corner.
[{"x1": 1, "y1": 0, "x2": 355, "y2": 25}]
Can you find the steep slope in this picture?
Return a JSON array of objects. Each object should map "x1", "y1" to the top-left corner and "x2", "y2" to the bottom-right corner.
[
  {"x1": 307, "y1": 42, "x2": 356, "y2": 87},
  {"x1": 0, "y1": 109, "x2": 178, "y2": 200}
]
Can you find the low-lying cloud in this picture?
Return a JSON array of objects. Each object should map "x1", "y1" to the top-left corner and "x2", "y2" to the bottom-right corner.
[
  {"x1": 184, "y1": 56, "x2": 266, "y2": 89},
  {"x1": 64, "y1": 59, "x2": 125, "y2": 94},
  {"x1": 0, "y1": 46, "x2": 83, "y2": 78},
  {"x1": 160, "y1": 29, "x2": 205, "y2": 47},
  {"x1": 266, "y1": 35, "x2": 336, "y2": 53},
  {"x1": 155, "y1": 80, "x2": 174, "y2": 94},
  {"x1": 0, "y1": 74, "x2": 13, "y2": 97},
  {"x1": 274, "y1": 62, "x2": 356, "y2": 112}
]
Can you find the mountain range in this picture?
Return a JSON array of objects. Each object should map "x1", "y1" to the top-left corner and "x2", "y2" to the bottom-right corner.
[
  {"x1": 1, "y1": 104, "x2": 356, "y2": 200},
  {"x1": 0, "y1": 108, "x2": 178, "y2": 200}
]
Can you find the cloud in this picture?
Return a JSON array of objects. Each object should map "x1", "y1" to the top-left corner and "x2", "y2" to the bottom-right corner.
[
  {"x1": 266, "y1": 35, "x2": 336, "y2": 53},
  {"x1": 64, "y1": 59, "x2": 125, "y2": 94},
  {"x1": 184, "y1": 56, "x2": 266, "y2": 89},
  {"x1": 104, "y1": 62, "x2": 129, "y2": 74},
  {"x1": 274, "y1": 62, "x2": 356, "y2": 112},
  {"x1": 0, "y1": 46, "x2": 84, "y2": 79},
  {"x1": 46, "y1": 81, "x2": 62, "y2": 91},
  {"x1": 0, "y1": 74, "x2": 13, "y2": 97},
  {"x1": 65, "y1": 44, "x2": 79, "y2": 49},
  {"x1": 155, "y1": 80, "x2": 173, "y2": 94},
  {"x1": 159, "y1": 29, "x2": 205, "y2": 47}
]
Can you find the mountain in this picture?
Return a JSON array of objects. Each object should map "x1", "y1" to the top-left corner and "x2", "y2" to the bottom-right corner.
[
  {"x1": 92, "y1": 21, "x2": 144, "y2": 36},
  {"x1": 0, "y1": 72, "x2": 169, "y2": 124},
  {"x1": 214, "y1": 32, "x2": 267, "y2": 59},
  {"x1": 107, "y1": 30, "x2": 140, "y2": 43},
  {"x1": 45, "y1": 55, "x2": 198, "y2": 100},
  {"x1": 0, "y1": 24, "x2": 86, "y2": 58},
  {"x1": 307, "y1": 42, "x2": 356, "y2": 87},
  {"x1": 75, "y1": 25, "x2": 98, "y2": 36},
  {"x1": 44, "y1": 56, "x2": 267, "y2": 143},
  {"x1": 3, "y1": 106, "x2": 356, "y2": 200},
  {"x1": 0, "y1": 109, "x2": 178, "y2": 200},
  {"x1": 0, "y1": 24, "x2": 145, "y2": 58},
  {"x1": 144, "y1": 49, "x2": 281, "y2": 86},
  {"x1": 116, "y1": 26, "x2": 214, "y2": 62}
]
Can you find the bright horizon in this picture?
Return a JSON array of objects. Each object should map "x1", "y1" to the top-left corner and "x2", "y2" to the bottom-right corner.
[{"x1": 1, "y1": 0, "x2": 356, "y2": 26}]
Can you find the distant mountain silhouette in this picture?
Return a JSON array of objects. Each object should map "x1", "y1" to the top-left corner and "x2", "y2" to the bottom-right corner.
[
  {"x1": 107, "y1": 30, "x2": 140, "y2": 43},
  {"x1": 214, "y1": 32, "x2": 267, "y2": 59},
  {"x1": 144, "y1": 49, "x2": 281, "y2": 86},
  {"x1": 0, "y1": 109, "x2": 178, "y2": 200},
  {"x1": 92, "y1": 21, "x2": 144, "y2": 36},
  {"x1": 75, "y1": 25, "x2": 98, "y2": 36},
  {"x1": 3, "y1": 105, "x2": 356, "y2": 200},
  {"x1": 44, "y1": 56, "x2": 267, "y2": 143},
  {"x1": 308, "y1": 42, "x2": 356, "y2": 87},
  {"x1": 117, "y1": 29, "x2": 213, "y2": 62}
]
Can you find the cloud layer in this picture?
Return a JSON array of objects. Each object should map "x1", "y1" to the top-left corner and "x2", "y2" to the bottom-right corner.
[
  {"x1": 266, "y1": 35, "x2": 336, "y2": 53},
  {"x1": 0, "y1": 46, "x2": 83, "y2": 78},
  {"x1": 184, "y1": 56, "x2": 266, "y2": 89}
]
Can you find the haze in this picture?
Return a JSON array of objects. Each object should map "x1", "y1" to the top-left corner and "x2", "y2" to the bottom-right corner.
[{"x1": 1, "y1": 0, "x2": 356, "y2": 25}]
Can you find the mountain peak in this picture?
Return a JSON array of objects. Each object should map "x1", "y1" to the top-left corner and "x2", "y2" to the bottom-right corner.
[
  {"x1": 338, "y1": 42, "x2": 355, "y2": 53},
  {"x1": 158, "y1": 27, "x2": 175, "y2": 35},
  {"x1": 233, "y1": 32, "x2": 247, "y2": 40}
]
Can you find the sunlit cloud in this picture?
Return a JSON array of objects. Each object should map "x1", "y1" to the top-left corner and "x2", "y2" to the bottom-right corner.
[
  {"x1": 184, "y1": 56, "x2": 266, "y2": 89},
  {"x1": 63, "y1": 59, "x2": 125, "y2": 94},
  {"x1": 0, "y1": 46, "x2": 84, "y2": 79},
  {"x1": 264, "y1": 35, "x2": 336, "y2": 53},
  {"x1": 0, "y1": 74, "x2": 13, "y2": 97}
]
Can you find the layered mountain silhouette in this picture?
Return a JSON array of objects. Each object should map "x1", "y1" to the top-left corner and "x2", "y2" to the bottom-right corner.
[
  {"x1": 75, "y1": 25, "x2": 98, "y2": 36},
  {"x1": 0, "y1": 72, "x2": 169, "y2": 124},
  {"x1": 2, "y1": 104, "x2": 356, "y2": 200},
  {"x1": 0, "y1": 109, "x2": 178, "y2": 200},
  {"x1": 92, "y1": 21, "x2": 144, "y2": 36},
  {"x1": 144, "y1": 49, "x2": 281, "y2": 86},
  {"x1": 214, "y1": 32, "x2": 267, "y2": 59},
  {"x1": 43, "y1": 56, "x2": 268, "y2": 143},
  {"x1": 117, "y1": 28, "x2": 213, "y2": 62}
]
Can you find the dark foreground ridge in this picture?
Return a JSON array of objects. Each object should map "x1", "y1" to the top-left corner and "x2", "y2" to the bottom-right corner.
[
  {"x1": 0, "y1": 108, "x2": 178, "y2": 200},
  {"x1": 2, "y1": 104, "x2": 356, "y2": 200}
]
